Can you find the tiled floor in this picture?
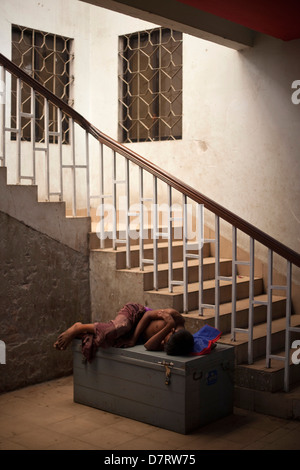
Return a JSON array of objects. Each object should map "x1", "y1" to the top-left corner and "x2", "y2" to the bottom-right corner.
[{"x1": 0, "y1": 375, "x2": 299, "y2": 451}]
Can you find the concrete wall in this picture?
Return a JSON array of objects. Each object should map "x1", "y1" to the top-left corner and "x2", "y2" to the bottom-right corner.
[
  {"x1": 0, "y1": 165, "x2": 91, "y2": 392},
  {"x1": 0, "y1": 209, "x2": 91, "y2": 393}
]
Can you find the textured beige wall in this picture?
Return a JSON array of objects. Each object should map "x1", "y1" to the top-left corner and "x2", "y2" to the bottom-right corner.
[
  {"x1": 0, "y1": 211, "x2": 91, "y2": 393},
  {"x1": 87, "y1": 8, "x2": 300, "y2": 279}
]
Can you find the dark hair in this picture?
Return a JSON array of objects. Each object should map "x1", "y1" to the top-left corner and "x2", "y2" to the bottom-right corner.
[{"x1": 164, "y1": 329, "x2": 194, "y2": 356}]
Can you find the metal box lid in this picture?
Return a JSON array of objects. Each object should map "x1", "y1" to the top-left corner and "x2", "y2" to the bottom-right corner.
[{"x1": 77, "y1": 341, "x2": 234, "y2": 378}]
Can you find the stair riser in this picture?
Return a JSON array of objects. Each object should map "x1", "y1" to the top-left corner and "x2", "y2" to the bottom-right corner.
[
  {"x1": 90, "y1": 230, "x2": 157, "y2": 249},
  {"x1": 184, "y1": 298, "x2": 287, "y2": 335},
  {"x1": 145, "y1": 278, "x2": 263, "y2": 312},
  {"x1": 235, "y1": 361, "x2": 300, "y2": 393},
  {"x1": 229, "y1": 329, "x2": 300, "y2": 365},
  {"x1": 89, "y1": 227, "x2": 186, "y2": 250},
  {"x1": 141, "y1": 259, "x2": 232, "y2": 290},
  {"x1": 115, "y1": 242, "x2": 211, "y2": 269}
]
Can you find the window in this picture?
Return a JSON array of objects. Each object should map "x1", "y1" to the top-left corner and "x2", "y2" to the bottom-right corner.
[
  {"x1": 11, "y1": 25, "x2": 74, "y2": 143},
  {"x1": 119, "y1": 27, "x2": 182, "y2": 143}
]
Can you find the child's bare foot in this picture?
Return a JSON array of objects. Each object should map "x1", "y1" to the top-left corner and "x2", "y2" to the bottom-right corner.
[{"x1": 54, "y1": 322, "x2": 83, "y2": 350}]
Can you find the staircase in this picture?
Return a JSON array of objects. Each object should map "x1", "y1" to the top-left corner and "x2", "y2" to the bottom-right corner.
[
  {"x1": 89, "y1": 221, "x2": 300, "y2": 418},
  {"x1": 1, "y1": 53, "x2": 300, "y2": 418}
]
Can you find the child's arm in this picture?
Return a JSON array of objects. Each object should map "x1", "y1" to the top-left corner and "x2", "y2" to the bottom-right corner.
[
  {"x1": 117, "y1": 310, "x2": 159, "y2": 348},
  {"x1": 143, "y1": 317, "x2": 175, "y2": 351}
]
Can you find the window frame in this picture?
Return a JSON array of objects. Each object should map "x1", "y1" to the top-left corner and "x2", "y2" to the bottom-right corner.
[
  {"x1": 118, "y1": 27, "x2": 183, "y2": 143},
  {"x1": 11, "y1": 24, "x2": 74, "y2": 144}
]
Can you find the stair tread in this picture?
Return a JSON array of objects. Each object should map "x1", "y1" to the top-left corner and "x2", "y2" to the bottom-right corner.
[
  {"x1": 183, "y1": 294, "x2": 286, "y2": 318},
  {"x1": 119, "y1": 256, "x2": 231, "y2": 273},
  {"x1": 146, "y1": 275, "x2": 261, "y2": 295},
  {"x1": 236, "y1": 349, "x2": 295, "y2": 372},
  {"x1": 219, "y1": 313, "x2": 300, "y2": 345},
  {"x1": 92, "y1": 239, "x2": 186, "y2": 252}
]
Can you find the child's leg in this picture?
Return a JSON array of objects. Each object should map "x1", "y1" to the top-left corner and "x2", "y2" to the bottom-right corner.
[{"x1": 54, "y1": 322, "x2": 95, "y2": 350}]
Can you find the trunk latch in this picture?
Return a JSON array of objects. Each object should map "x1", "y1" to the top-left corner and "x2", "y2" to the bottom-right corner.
[{"x1": 158, "y1": 360, "x2": 174, "y2": 385}]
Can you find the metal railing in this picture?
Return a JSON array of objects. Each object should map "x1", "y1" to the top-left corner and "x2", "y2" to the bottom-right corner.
[{"x1": 1, "y1": 53, "x2": 300, "y2": 392}]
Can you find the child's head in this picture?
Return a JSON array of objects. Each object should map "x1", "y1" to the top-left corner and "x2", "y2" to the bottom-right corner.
[{"x1": 164, "y1": 329, "x2": 194, "y2": 356}]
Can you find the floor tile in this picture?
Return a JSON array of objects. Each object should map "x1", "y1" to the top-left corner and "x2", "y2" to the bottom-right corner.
[{"x1": 0, "y1": 376, "x2": 299, "y2": 451}]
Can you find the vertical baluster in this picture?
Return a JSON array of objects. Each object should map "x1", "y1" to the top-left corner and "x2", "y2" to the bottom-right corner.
[
  {"x1": 231, "y1": 226, "x2": 237, "y2": 340},
  {"x1": 266, "y1": 249, "x2": 273, "y2": 368},
  {"x1": 125, "y1": 158, "x2": 130, "y2": 268},
  {"x1": 99, "y1": 142, "x2": 105, "y2": 249},
  {"x1": 198, "y1": 204, "x2": 204, "y2": 316},
  {"x1": 70, "y1": 118, "x2": 76, "y2": 216},
  {"x1": 0, "y1": 66, "x2": 5, "y2": 166},
  {"x1": 153, "y1": 175, "x2": 158, "y2": 290},
  {"x1": 85, "y1": 130, "x2": 90, "y2": 217},
  {"x1": 16, "y1": 78, "x2": 21, "y2": 183},
  {"x1": 139, "y1": 167, "x2": 144, "y2": 270},
  {"x1": 112, "y1": 151, "x2": 117, "y2": 249},
  {"x1": 57, "y1": 108, "x2": 63, "y2": 202},
  {"x1": 31, "y1": 88, "x2": 36, "y2": 185},
  {"x1": 248, "y1": 237, "x2": 255, "y2": 364},
  {"x1": 215, "y1": 215, "x2": 220, "y2": 330},
  {"x1": 284, "y1": 261, "x2": 292, "y2": 392},
  {"x1": 168, "y1": 185, "x2": 173, "y2": 293},
  {"x1": 183, "y1": 194, "x2": 188, "y2": 313},
  {"x1": 44, "y1": 97, "x2": 50, "y2": 201}
]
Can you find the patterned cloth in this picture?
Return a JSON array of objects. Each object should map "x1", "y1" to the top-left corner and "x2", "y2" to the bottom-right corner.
[{"x1": 81, "y1": 303, "x2": 146, "y2": 362}]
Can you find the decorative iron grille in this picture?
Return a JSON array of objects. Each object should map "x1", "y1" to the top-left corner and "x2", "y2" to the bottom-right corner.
[
  {"x1": 11, "y1": 25, "x2": 74, "y2": 143},
  {"x1": 118, "y1": 27, "x2": 183, "y2": 143}
]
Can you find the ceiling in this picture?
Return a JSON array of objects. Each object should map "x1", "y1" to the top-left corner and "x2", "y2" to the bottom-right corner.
[
  {"x1": 176, "y1": 0, "x2": 300, "y2": 41},
  {"x1": 80, "y1": 0, "x2": 300, "y2": 49}
]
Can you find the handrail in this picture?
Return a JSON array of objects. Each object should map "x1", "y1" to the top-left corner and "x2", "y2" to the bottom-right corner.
[{"x1": 1, "y1": 52, "x2": 299, "y2": 267}]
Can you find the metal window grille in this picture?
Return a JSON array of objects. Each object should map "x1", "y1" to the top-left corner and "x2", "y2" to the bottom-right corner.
[
  {"x1": 118, "y1": 27, "x2": 183, "y2": 143},
  {"x1": 11, "y1": 25, "x2": 74, "y2": 144}
]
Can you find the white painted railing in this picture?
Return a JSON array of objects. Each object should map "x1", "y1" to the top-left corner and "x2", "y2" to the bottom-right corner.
[{"x1": 1, "y1": 53, "x2": 300, "y2": 392}]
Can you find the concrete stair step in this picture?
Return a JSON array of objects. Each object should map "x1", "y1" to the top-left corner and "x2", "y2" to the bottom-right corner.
[
  {"x1": 234, "y1": 382, "x2": 300, "y2": 419},
  {"x1": 235, "y1": 347, "x2": 300, "y2": 393},
  {"x1": 118, "y1": 257, "x2": 232, "y2": 290},
  {"x1": 144, "y1": 275, "x2": 264, "y2": 312},
  {"x1": 92, "y1": 240, "x2": 211, "y2": 269},
  {"x1": 89, "y1": 225, "x2": 183, "y2": 249},
  {"x1": 219, "y1": 314, "x2": 300, "y2": 364},
  {"x1": 0, "y1": 167, "x2": 91, "y2": 254},
  {"x1": 183, "y1": 294, "x2": 286, "y2": 334}
]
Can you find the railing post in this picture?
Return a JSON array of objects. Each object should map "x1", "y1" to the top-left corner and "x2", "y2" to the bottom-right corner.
[
  {"x1": 215, "y1": 215, "x2": 220, "y2": 330},
  {"x1": 85, "y1": 130, "x2": 90, "y2": 217},
  {"x1": 70, "y1": 118, "x2": 76, "y2": 216},
  {"x1": 231, "y1": 226, "x2": 237, "y2": 340},
  {"x1": 31, "y1": 88, "x2": 36, "y2": 185},
  {"x1": 198, "y1": 204, "x2": 204, "y2": 316},
  {"x1": 284, "y1": 261, "x2": 292, "y2": 392},
  {"x1": 153, "y1": 175, "x2": 158, "y2": 290},
  {"x1": 112, "y1": 150, "x2": 117, "y2": 249},
  {"x1": 266, "y1": 249, "x2": 273, "y2": 368},
  {"x1": 16, "y1": 77, "x2": 21, "y2": 183},
  {"x1": 168, "y1": 185, "x2": 173, "y2": 292},
  {"x1": 139, "y1": 167, "x2": 144, "y2": 270},
  {"x1": 44, "y1": 97, "x2": 50, "y2": 201},
  {"x1": 57, "y1": 108, "x2": 63, "y2": 202},
  {"x1": 125, "y1": 158, "x2": 130, "y2": 268},
  {"x1": 182, "y1": 194, "x2": 188, "y2": 313},
  {"x1": 248, "y1": 237, "x2": 255, "y2": 364},
  {"x1": 0, "y1": 66, "x2": 5, "y2": 167}
]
